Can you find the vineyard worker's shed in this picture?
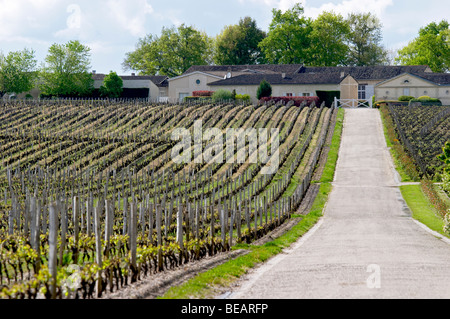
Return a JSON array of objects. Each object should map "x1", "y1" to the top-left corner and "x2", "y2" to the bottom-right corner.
[{"x1": 375, "y1": 72, "x2": 450, "y2": 105}]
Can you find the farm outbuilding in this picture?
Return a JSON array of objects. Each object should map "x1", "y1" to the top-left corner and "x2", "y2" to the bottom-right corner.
[
  {"x1": 168, "y1": 64, "x2": 441, "y2": 105},
  {"x1": 375, "y1": 72, "x2": 450, "y2": 105}
]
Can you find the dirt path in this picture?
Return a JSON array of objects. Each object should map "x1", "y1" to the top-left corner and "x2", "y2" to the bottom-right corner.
[{"x1": 226, "y1": 108, "x2": 450, "y2": 299}]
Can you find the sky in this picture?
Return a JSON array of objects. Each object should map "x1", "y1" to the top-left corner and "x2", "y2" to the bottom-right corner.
[{"x1": 0, "y1": 0, "x2": 448, "y2": 75}]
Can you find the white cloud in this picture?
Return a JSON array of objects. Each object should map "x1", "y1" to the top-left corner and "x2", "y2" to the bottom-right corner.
[
  {"x1": 107, "y1": 0, "x2": 154, "y2": 37},
  {"x1": 303, "y1": 0, "x2": 394, "y2": 19},
  {"x1": 0, "y1": 0, "x2": 61, "y2": 37}
]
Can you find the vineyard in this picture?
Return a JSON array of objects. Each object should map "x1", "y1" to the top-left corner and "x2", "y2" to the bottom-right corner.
[
  {"x1": 0, "y1": 99, "x2": 336, "y2": 299},
  {"x1": 387, "y1": 104, "x2": 450, "y2": 178}
]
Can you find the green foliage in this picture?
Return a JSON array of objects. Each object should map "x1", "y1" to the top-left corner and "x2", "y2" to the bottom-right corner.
[
  {"x1": 214, "y1": 17, "x2": 266, "y2": 65},
  {"x1": 235, "y1": 94, "x2": 251, "y2": 102},
  {"x1": 0, "y1": 48, "x2": 38, "y2": 95},
  {"x1": 256, "y1": 79, "x2": 272, "y2": 100},
  {"x1": 398, "y1": 95, "x2": 415, "y2": 102},
  {"x1": 99, "y1": 71, "x2": 123, "y2": 98},
  {"x1": 346, "y1": 12, "x2": 388, "y2": 66},
  {"x1": 308, "y1": 11, "x2": 350, "y2": 66},
  {"x1": 438, "y1": 141, "x2": 450, "y2": 174},
  {"x1": 212, "y1": 89, "x2": 233, "y2": 102},
  {"x1": 123, "y1": 24, "x2": 213, "y2": 77},
  {"x1": 408, "y1": 96, "x2": 442, "y2": 106},
  {"x1": 258, "y1": 3, "x2": 312, "y2": 64},
  {"x1": 39, "y1": 40, "x2": 94, "y2": 97},
  {"x1": 396, "y1": 20, "x2": 449, "y2": 73}
]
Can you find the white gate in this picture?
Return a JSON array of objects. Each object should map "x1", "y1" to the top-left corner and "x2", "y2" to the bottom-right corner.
[{"x1": 334, "y1": 96, "x2": 373, "y2": 108}]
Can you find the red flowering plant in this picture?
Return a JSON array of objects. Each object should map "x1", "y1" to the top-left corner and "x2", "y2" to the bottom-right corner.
[{"x1": 193, "y1": 91, "x2": 215, "y2": 97}]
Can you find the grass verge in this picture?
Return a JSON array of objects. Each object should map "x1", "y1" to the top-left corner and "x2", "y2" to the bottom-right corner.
[
  {"x1": 159, "y1": 108, "x2": 344, "y2": 299},
  {"x1": 379, "y1": 106, "x2": 448, "y2": 238},
  {"x1": 320, "y1": 108, "x2": 344, "y2": 183},
  {"x1": 400, "y1": 184, "x2": 446, "y2": 237}
]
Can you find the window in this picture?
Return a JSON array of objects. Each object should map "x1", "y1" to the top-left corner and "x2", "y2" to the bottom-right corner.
[
  {"x1": 286, "y1": 93, "x2": 293, "y2": 97},
  {"x1": 302, "y1": 93, "x2": 310, "y2": 97},
  {"x1": 358, "y1": 84, "x2": 367, "y2": 100},
  {"x1": 196, "y1": 79, "x2": 201, "y2": 85},
  {"x1": 403, "y1": 88, "x2": 410, "y2": 96}
]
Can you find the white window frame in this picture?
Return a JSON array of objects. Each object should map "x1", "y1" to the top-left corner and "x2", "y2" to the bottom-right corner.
[{"x1": 358, "y1": 84, "x2": 367, "y2": 100}]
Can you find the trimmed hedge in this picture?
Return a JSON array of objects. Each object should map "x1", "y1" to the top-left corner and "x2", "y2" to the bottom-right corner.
[
  {"x1": 409, "y1": 96, "x2": 442, "y2": 106},
  {"x1": 193, "y1": 91, "x2": 214, "y2": 97},
  {"x1": 398, "y1": 95, "x2": 415, "y2": 102}
]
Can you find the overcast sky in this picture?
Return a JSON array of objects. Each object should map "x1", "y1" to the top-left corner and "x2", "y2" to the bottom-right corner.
[{"x1": 0, "y1": 0, "x2": 448, "y2": 75}]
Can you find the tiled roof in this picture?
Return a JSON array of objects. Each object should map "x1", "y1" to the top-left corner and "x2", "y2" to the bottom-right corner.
[
  {"x1": 414, "y1": 73, "x2": 450, "y2": 85},
  {"x1": 299, "y1": 65, "x2": 431, "y2": 80},
  {"x1": 92, "y1": 74, "x2": 169, "y2": 87},
  {"x1": 208, "y1": 72, "x2": 344, "y2": 86},
  {"x1": 184, "y1": 64, "x2": 304, "y2": 76}
]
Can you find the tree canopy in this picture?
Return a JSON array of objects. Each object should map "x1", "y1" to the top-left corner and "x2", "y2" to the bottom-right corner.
[
  {"x1": 307, "y1": 11, "x2": 350, "y2": 67},
  {"x1": 396, "y1": 20, "x2": 449, "y2": 73},
  {"x1": 123, "y1": 24, "x2": 213, "y2": 77},
  {"x1": 0, "y1": 48, "x2": 38, "y2": 96},
  {"x1": 345, "y1": 12, "x2": 388, "y2": 66},
  {"x1": 39, "y1": 40, "x2": 94, "y2": 97},
  {"x1": 258, "y1": 3, "x2": 312, "y2": 64},
  {"x1": 100, "y1": 71, "x2": 123, "y2": 98},
  {"x1": 214, "y1": 17, "x2": 266, "y2": 65}
]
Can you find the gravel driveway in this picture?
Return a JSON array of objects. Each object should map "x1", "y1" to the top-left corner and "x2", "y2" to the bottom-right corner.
[{"x1": 227, "y1": 108, "x2": 450, "y2": 299}]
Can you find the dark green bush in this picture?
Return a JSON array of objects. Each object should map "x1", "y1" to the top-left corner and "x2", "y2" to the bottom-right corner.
[{"x1": 256, "y1": 80, "x2": 272, "y2": 100}]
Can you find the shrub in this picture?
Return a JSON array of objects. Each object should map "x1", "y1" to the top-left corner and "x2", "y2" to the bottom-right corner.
[
  {"x1": 235, "y1": 94, "x2": 251, "y2": 102},
  {"x1": 408, "y1": 96, "x2": 442, "y2": 106},
  {"x1": 193, "y1": 91, "x2": 214, "y2": 97},
  {"x1": 398, "y1": 95, "x2": 415, "y2": 102},
  {"x1": 99, "y1": 71, "x2": 123, "y2": 98},
  {"x1": 212, "y1": 89, "x2": 233, "y2": 102},
  {"x1": 256, "y1": 79, "x2": 272, "y2": 100}
]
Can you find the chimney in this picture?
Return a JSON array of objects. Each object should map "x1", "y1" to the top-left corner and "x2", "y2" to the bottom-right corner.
[
  {"x1": 340, "y1": 71, "x2": 345, "y2": 78},
  {"x1": 92, "y1": 70, "x2": 96, "y2": 74},
  {"x1": 282, "y1": 73, "x2": 286, "y2": 79}
]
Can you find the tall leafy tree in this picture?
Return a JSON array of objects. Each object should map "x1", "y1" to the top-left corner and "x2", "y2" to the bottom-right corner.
[
  {"x1": 346, "y1": 12, "x2": 388, "y2": 66},
  {"x1": 0, "y1": 48, "x2": 38, "y2": 96},
  {"x1": 40, "y1": 40, "x2": 94, "y2": 97},
  {"x1": 123, "y1": 24, "x2": 213, "y2": 77},
  {"x1": 214, "y1": 17, "x2": 266, "y2": 65},
  {"x1": 396, "y1": 20, "x2": 449, "y2": 73},
  {"x1": 258, "y1": 3, "x2": 312, "y2": 64},
  {"x1": 100, "y1": 71, "x2": 123, "y2": 98},
  {"x1": 308, "y1": 11, "x2": 350, "y2": 66}
]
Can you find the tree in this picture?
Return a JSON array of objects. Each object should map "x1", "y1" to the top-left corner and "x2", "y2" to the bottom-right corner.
[
  {"x1": 258, "y1": 3, "x2": 312, "y2": 64},
  {"x1": 308, "y1": 11, "x2": 351, "y2": 66},
  {"x1": 396, "y1": 20, "x2": 449, "y2": 73},
  {"x1": 214, "y1": 17, "x2": 266, "y2": 65},
  {"x1": 0, "y1": 48, "x2": 38, "y2": 96},
  {"x1": 100, "y1": 71, "x2": 123, "y2": 98},
  {"x1": 123, "y1": 24, "x2": 213, "y2": 77},
  {"x1": 257, "y1": 79, "x2": 272, "y2": 100},
  {"x1": 40, "y1": 40, "x2": 94, "y2": 97},
  {"x1": 346, "y1": 13, "x2": 388, "y2": 66}
]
